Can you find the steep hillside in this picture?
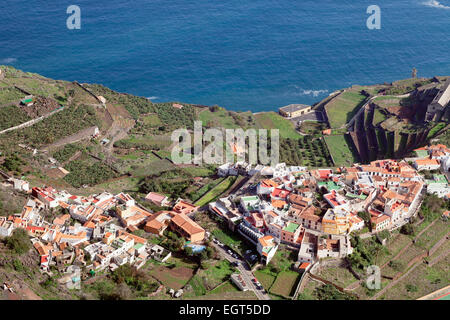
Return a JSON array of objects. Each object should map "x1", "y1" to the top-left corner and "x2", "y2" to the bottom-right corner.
[{"x1": 318, "y1": 77, "x2": 449, "y2": 163}]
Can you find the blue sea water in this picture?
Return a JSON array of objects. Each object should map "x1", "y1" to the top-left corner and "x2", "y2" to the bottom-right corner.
[{"x1": 0, "y1": 0, "x2": 449, "y2": 112}]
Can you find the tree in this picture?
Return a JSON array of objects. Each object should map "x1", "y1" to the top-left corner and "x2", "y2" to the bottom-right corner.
[
  {"x1": 405, "y1": 284, "x2": 418, "y2": 292},
  {"x1": 388, "y1": 260, "x2": 403, "y2": 272},
  {"x1": 400, "y1": 223, "x2": 415, "y2": 236},
  {"x1": 314, "y1": 284, "x2": 355, "y2": 300},
  {"x1": 6, "y1": 228, "x2": 31, "y2": 254},
  {"x1": 184, "y1": 246, "x2": 194, "y2": 256},
  {"x1": 357, "y1": 211, "x2": 370, "y2": 222}
]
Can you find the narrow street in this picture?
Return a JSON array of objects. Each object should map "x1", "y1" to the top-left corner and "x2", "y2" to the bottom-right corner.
[{"x1": 211, "y1": 242, "x2": 270, "y2": 300}]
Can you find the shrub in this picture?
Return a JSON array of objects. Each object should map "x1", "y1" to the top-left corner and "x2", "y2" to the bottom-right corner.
[
  {"x1": 6, "y1": 228, "x2": 31, "y2": 254},
  {"x1": 400, "y1": 224, "x2": 415, "y2": 236}
]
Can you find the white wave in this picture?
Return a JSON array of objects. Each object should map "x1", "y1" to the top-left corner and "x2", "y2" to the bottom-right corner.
[
  {"x1": 296, "y1": 89, "x2": 329, "y2": 97},
  {"x1": 147, "y1": 96, "x2": 159, "y2": 100},
  {"x1": 423, "y1": 0, "x2": 450, "y2": 9},
  {"x1": 0, "y1": 57, "x2": 17, "y2": 64}
]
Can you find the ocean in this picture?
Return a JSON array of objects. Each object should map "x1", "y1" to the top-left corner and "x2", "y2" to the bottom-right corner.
[{"x1": 0, "y1": 0, "x2": 449, "y2": 112}]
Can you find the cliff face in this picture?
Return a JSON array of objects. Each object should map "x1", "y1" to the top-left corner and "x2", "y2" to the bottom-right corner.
[{"x1": 343, "y1": 80, "x2": 448, "y2": 163}]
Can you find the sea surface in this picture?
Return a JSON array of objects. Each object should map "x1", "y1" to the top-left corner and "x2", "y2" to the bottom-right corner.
[{"x1": 1, "y1": 0, "x2": 449, "y2": 112}]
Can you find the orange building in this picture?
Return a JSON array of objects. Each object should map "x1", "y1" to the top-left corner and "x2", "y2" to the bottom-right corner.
[{"x1": 169, "y1": 213, "x2": 205, "y2": 243}]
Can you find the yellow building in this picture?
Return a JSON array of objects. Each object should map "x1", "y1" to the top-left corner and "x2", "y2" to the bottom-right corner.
[
  {"x1": 322, "y1": 209, "x2": 350, "y2": 235},
  {"x1": 279, "y1": 104, "x2": 312, "y2": 118}
]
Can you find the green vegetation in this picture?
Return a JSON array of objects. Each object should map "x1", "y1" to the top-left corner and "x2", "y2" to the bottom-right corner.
[
  {"x1": 0, "y1": 87, "x2": 24, "y2": 104},
  {"x1": 347, "y1": 236, "x2": 386, "y2": 272},
  {"x1": 1, "y1": 153, "x2": 26, "y2": 174},
  {"x1": 199, "y1": 107, "x2": 250, "y2": 129},
  {"x1": 324, "y1": 134, "x2": 359, "y2": 166},
  {"x1": 52, "y1": 143, "x2": 83, "y2": 162},
  {"x1": 418, "y1": 194, "x2": 450, "y2": 224},
  {"x1": 254, "y1": 112, "x2": 301, "y2": 139},
  {"x1": 189, "y1": 178, "x2": 225, "y2": 202},
  {"x1": 280, "y1": 136, "x2": 333, "y2": 168},
  {"x1": 87, "y1": 84, "x2": 197, "y2": 130},
  {"x1": 63, "y1": 160, "x2": 118, "y2": 188},
  {"x1": 139, "y1": 170, "x2": 194, "y2": 199},
  {"x1": 427, "y1": 122, "x2": 446, "y2": 139},
  {"x1": 114, "y1": 134, "x2": 171, "y2": 151},
  {"x1": 0, "y1": 105, "x2": 31, "y2": 130},
  {"x1": 0, "y1": 104, "x2": 98, "y2": 149},
  {"x1": 269, "y1": 271, "x2": 300, "y2": 298},
  {"x1": 254, "y1": 269, "x2": 276, "y2": 289},
  {"x1": 314, "y1": 284, "x2": 356, "y2": 300},
  {"x1": 383, "y1": 78, "x2": 433, "y2": 95},
  {"x1": 111, "y1": 264, "x2": 159, "y2": 298},
  {"x1": 5, "y1": 228, "x2": 32, "y2": 254},
  {"x1": 372, "y1": 108, "x2": 388, "y2": 125},
  {"x1": 317, "y1": 266, "x2": 359, "y2": 288},
  {"x1": 299, "y1": 121, "x2": 327, "y2": 136},
  {"x1": 194, "y1": 176, "x2": 237, "y2": 206},
  {"x1": 325, "y1": 90, "x2": 367, "y2": 129},
  {"x1": 254, "y1": 250, "x2": 300, "y2": 299}
]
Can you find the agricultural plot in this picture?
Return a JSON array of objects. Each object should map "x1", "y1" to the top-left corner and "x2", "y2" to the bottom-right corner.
[
  {"x1": 192, "y1": 289, "x2": 257, "y2": 300},
  {"x1": 142, "y1": 114, "x2": 162, "y2": 126},
  {"x1": 3, "y1": 77, "x2": 65, "y2": 98},
  {"x1": 181, "y1": 166, "x2": 216, "y2": 177},
  {"x1": 325, "y1": 90, "x2": 367, "y2": 129},
  {"x1": 254, "y1": 270, "x2": 276, "y2": 290},
  {"x1": 317, "y1": 266, "x2": 359, "y2": 288},
  {"x1": 190, "y1": 177, "x2": 225, "y2": 203},
  {"x1": 372, "y1": 108, "x2": 388, "y2": 125},
  {"x1": 192, "y1": 260, "x2": 236, "y2": 292},
  {"x1": 400, "y1": 245, "x2": 426, "y2": 264},
  {"x1": 254, "y1": 112, "x2": 301, "y2": 139},
  {"x1": 414, "y1": 220, "x2": 449, "y2": 250},
  {"x1": 63, "y1": 159, "x2": 118, "y2": 188},
  {"x1": 324, "y1": 134, "x2": 359, "y2": 167},
  {"x1": 198, "y1": 108, "x2": 242, "y2": 129},
  {"x1": 374, "y1": 233, "x2": 411, "y2": 266},
  {"x1": 269, "y1": 271, "x2": 300, "y2": 298},
  {"x1": 114, "y1": 134, "x2": 172, "y2": 151},
  {"x1": 0, "y1": 105, "x2": 31, "y2": 130},
  {"x1": 280, "y1": 136, "x2": 333, "y2": 168},
  {"x1": 299, "y1": 121, "x2": 327, "y2": 135},
  {"x1": 149, "y1": 265, "x2": 195, "y2": 291},
  {"x1": 379, "y1": 256, "x2": 449, "y2": 300},
  {"x1": 194, "y1": 176, "x2": 236, "y2": 206},
  {"x1": 209, "y1": 281, "x2": 239, "y2": 295},
  {"x1": 297, "y1": 277, "x2": 321, "y2": 300},
  {"x1": 131, "y1": 158, "x2": 175, "y2": 177},
  {"x1": 0, "y1": 87, "x2": 25, "y2": 104}
]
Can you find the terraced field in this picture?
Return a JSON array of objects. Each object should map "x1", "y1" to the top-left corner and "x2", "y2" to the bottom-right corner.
[{"x1": 324, "y1": 90, "x2": 367, "y2": 129}]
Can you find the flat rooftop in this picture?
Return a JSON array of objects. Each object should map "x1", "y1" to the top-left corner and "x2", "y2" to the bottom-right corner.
[
  {"x1": 283, "y1": 222, "x2": 300, "y2": 233},
  {"x1": 279, "y1": 104, "x2": 311, "y2": 113}
]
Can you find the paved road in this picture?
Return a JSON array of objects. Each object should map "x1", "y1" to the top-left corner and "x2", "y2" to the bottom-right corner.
[{"x1": 211, "y1": 242, "x2": 270, "y2": 300}]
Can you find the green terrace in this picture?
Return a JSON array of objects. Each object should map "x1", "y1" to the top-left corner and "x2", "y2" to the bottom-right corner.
[
  {"x1": 317, "y1": 181, "x2": 341, "y2": 191},
  {"x1": 346, "y1": 192, "x2": 367, "y2": 200},
  {"x1": 283, "y1": 222, "x2": 300, "y2": 233},
  {"x1": 415, "y1": 149, "x2": 429, "y2": 158}
]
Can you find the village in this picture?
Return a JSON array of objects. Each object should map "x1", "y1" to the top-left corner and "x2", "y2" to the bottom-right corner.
[{"x1": 0, "y1": 139, "x2": 449, "y2": 299}]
